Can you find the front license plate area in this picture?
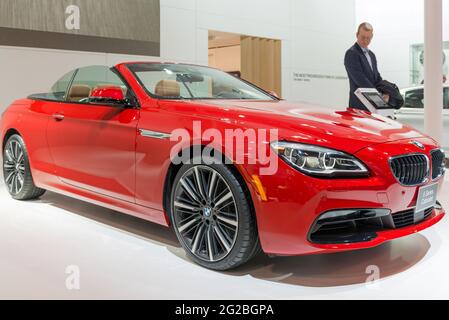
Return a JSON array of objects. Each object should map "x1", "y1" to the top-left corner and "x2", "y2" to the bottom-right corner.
[{"x1": 414, "y1": 183, "x2": 438, "y2": 223}]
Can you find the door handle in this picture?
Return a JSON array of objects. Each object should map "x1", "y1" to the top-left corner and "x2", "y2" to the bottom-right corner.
[{"x1": 52, "y1": 113, "x2": 65, "y2": 121}]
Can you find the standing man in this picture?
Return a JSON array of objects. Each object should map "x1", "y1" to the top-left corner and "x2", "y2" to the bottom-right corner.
[{"x1": 344, "y1": 22, "x2": 388, "y2": 110}]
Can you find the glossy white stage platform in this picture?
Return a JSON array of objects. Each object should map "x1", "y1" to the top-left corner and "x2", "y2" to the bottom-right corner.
[{"x1": 0, "y1": 175, "x2": 448, "y2": 299}]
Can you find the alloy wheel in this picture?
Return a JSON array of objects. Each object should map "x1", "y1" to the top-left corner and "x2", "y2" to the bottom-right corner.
[
  {"x1": 173, "y1": 166, "x2": 239, "y2": 262},
  {"x1": 3, "y1": 139, "x2": 26, "y2": 195}
]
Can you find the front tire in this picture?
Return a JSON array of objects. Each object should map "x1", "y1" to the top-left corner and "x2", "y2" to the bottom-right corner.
[
  {"x1": 2, "y1": 134, "x2": 46, "y2": 200},
  {"x1": 170, "y1": 160, "x2": 260, "y2": 270}
]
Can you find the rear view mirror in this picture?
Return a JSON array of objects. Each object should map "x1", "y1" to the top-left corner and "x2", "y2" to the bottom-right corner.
[{"x1": 176, "y1": 73, "x2": 204, "y2": 83}]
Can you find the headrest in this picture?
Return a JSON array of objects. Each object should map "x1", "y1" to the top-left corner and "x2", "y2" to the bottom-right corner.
[
  {"x1": 68, "y1": 85, "x2": 91, "y2": 101},
  {"x1": 154, "y1": 80, "x2": 180, "y2": 97}
]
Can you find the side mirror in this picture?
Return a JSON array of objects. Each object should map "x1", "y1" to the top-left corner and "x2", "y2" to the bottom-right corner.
[{"x1": 89, "y1": 86, "x2": 127, "y2": 105}]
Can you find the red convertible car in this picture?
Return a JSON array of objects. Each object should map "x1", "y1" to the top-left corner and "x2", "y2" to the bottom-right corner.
[{"x1": 1, "y1": 62, "x2": 446, "y2": 270}]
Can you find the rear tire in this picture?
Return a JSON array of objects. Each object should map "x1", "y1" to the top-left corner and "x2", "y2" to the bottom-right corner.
[
  {"x1": 3, "y1": 134, "x2": 46, "y2": 200},
  {"x1": 169, "y1": 156, "x2": 260, "y2": 270}
]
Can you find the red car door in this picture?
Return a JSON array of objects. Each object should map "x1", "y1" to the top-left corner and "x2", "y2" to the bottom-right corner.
[{"x1": 46, "y1": 65, "x2": 139, "y2": 203}]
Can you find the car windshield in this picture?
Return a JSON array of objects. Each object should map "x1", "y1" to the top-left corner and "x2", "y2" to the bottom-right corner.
[{"x1": 127, "y1": 63, "x2": 275, "y2": 100}]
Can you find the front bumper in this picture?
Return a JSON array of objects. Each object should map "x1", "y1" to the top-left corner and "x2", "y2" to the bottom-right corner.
[
  {"x1": 311, "y1": 206, "x2": 444, "y2": 252},
  {"x1": 243, "y1": 137, "x2": 446, "y2": 256}
]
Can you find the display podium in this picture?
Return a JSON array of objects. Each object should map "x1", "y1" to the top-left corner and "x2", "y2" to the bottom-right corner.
[{"x1": 354, "y1": 88, "x2": 395, "y2": 117}]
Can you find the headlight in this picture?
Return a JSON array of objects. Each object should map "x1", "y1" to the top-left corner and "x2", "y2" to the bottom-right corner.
[{"x1": 270, "y1": 141, "x2": 369, "y2": 177}]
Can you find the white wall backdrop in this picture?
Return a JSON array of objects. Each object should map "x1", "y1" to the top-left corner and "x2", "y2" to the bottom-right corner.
[
  {"x1": 0, "y1": 0, "x2": 357, "y2": 113},
  {"x1": 355, "y1": 0, "x2": 449, "y2": 89},
  {"x1": 0, "y1": 46, "x2": 160, "y2": 113},
  {"x1": 160, "y1": 0, "x2": 356, "y2": 106}
]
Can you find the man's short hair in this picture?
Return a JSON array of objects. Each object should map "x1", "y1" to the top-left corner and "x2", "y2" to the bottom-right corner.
[{"x1": 357, "y1": 22, "x2": 373, "y2": 34}]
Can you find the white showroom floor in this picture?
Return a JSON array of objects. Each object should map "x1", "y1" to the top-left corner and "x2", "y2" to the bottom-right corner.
[{"x1": 0, "y1": 175, "x2": 448, "y2": 300}]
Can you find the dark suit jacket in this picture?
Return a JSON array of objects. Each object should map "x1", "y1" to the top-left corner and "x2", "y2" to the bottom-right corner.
[{"x1": 344, "y1": 43, "x2": 382, "y2": 110}]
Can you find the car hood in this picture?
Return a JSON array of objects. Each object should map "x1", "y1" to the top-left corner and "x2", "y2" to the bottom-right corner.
[{"x1": 165, "y1": 99, "x2": 428, "y2": 154}]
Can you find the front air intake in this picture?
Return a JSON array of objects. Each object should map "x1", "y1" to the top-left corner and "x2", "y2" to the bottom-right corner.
[
  {"x1": 389, "y1": 154, "x2": 428, "y2": 186},
  {"x1": 392, "y1": 207, "x2": 433, "y2": 228}
]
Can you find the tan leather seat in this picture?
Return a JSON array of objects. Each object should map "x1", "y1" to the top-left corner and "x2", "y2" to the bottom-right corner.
[
  {"x1": 68, "y1": 84, "x2": 91, "y2": 102},
  {"x1": 154, "y1": 80, "x2": 180, "y2": 97}
]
